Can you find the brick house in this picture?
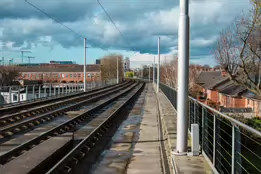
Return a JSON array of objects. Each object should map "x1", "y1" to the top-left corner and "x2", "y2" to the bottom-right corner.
[
  {"x1": 16, "y1": 64, "x2": 101, "y2": 83},
  {"x1": 195, "y1": 71, "x2": 261, "y2": 117}
]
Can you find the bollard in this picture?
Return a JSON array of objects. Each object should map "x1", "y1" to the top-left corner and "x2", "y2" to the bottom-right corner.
[{"x1": 190, "y1": 124, "x2": 199, "y2": 156}]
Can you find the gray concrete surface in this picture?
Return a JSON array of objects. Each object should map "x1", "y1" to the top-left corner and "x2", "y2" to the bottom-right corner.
[
  {"x1": 154, "y1": 84, "x2": 213, "y2": 174},
  {"x1": 126, "y1": 84, "x2": 163, "y2": 174}
]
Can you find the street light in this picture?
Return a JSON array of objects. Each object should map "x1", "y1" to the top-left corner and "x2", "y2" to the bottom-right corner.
[{"x1": 175, "y1": 0, "x2": 190, "y2": 155}]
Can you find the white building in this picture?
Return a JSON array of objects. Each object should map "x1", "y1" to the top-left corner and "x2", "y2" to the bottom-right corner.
[{"x1": 124, "y1": 57, "x2": 130, "y2": 72}]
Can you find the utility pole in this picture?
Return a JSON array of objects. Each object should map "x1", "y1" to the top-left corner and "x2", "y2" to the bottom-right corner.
[
  {"x1": 157, "y1": 37, "x2": 160, "y2": 93},
  {"x1": 84, "y1": 38, "x2": 87, "y2": 92},
  {"x1": 175, "y1": 0, "x2": 190, "y2": 155},
  {"x1": 148, "y1": 65, "x2": 150, "y2": 81},
  {"x1": 27, "y1": 56, "x2": 35, "y2": 64},
  {"x1": 9, "y1": 58, "x2": 13, "y2": 65},
  {"x1": 153, "y1": 56, "x2": 155, "y2": 83},
  {"x1": 20, "y1": 50, "x2": 31, "y2": 64},
  {"x1": 117, "y1": 56, "x2": 119, "y2": 84}
]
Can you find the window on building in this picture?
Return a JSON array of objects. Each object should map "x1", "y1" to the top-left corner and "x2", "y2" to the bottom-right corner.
[
  {"x1": 88, "y1": 73, "x2": 91, "y2": 77},
  {"x1": 78, "y1": 74, "x2": 81, "y2": 77},
  {"x1": 70, "y1": 74, "x2": 73, "y2": 78},
  {"x1": 66, "y1": 74, "x2": 69, "y2": 77},
  {"x1": 13, "y1": 94, "x2": 18, "y2": 102},
  {"x1": 74, "y1": 74, "x2": 76, "y2": 77}
]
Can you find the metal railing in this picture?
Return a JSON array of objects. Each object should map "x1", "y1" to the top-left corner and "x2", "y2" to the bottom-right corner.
[
  {"x1": 159, "y1": 82, "x2": 261, "y2": 174},
  {"x1": 0, "y1": 79, "x2": 117, "y2": 106}
]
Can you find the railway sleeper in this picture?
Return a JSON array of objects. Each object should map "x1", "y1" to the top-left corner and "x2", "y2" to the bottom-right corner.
[{"x1": 0, "y1": 83, "x2": 138, "y2": 165}]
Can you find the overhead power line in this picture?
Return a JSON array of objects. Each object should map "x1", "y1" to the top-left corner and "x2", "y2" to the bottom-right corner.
[
  {"x1": 96, "y1": 0, "x2": 135, "y2": 52},
  {"x1": 24, "y1": 0, "x2": 84, "y2": 39}
]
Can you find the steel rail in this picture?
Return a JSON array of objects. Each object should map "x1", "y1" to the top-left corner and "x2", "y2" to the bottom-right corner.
[
  {"x1": 0, "y1": 83, "x2": 120, "y2": 116},
  {"x1": 0, "y1": 82, "x2": 130, "y2": 127},
  {"x1": 46, "y1": 83, "x2": 144, "y2": 173},
  {"x1": 0, "y1": 81, "x2": 134, "y2": 137},
  {"x1": 0, "y1": 82, "x2": 139, "y2": 164}
]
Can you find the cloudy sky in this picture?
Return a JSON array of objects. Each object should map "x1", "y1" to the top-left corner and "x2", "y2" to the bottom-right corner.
[{"x1": 0, "y1": 0, "x2": 251, "y2": 68}]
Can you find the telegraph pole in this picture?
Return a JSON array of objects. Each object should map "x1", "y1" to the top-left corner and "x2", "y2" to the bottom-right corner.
[
  {"x1": 157, "y1": 37, "x2": 160, "y2": 93},
  {"x1": 84, "y1": 38, "x2": 87, "y2": 92},
  {"x1": 175, "y1": 0, "x2": 190, "y2": 154}
]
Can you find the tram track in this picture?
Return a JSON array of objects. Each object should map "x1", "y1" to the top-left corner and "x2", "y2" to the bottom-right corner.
[
  {"x1": 0, "y1": 81, "x2": 141, "y2": 165},
  {"x1": 0, "y1": 83, "x2": 120, "y2": 116},
  {"x1": 0, "y1": 81, "x2": 133, "y2": 140}
]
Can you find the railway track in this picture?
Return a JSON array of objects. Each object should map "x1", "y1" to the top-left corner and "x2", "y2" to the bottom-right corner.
[
  {"x1": 0, "y1": 81, "x2": 141, "y2": 165},
  {"x1": 46, "y1": 83, "x2": 144, "y2": 174},
  {"x1": 0, "y1": 81, "x2": 133, "y2": 140},
  {"x1": 0, "y1": 81, "x2": 129, "y2": 127},
  {"x1": 0, "y1": 83, "x2": 118, "y2": 116}
]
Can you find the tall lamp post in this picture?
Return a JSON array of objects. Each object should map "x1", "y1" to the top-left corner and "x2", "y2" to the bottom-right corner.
[{"x1": 175, "y1": 0, "x2": 190, "y2": 155}]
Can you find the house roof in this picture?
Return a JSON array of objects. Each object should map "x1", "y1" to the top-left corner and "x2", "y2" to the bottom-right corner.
[
  {"x1": 207, "y1": 76, "x2": 230, "y2": 89},
  {"x1": 195, "y1": 71, "x2": 222, "y2": 88},
  {"x1": 241, "y1": 90, "x2": 261, "y2": 100},
  {"x1": 214, "y1": 80, "x2": 234, "y2": 91},
  {"x1": 219, "y1": 84, "x2": 247, "y2": 97},
  {"x1": 1, "y1": 64, "x2": 101, "y2": 73}
]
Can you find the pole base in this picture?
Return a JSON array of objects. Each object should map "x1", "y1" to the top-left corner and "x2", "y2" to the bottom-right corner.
[{"x1": 171, "y1": 149, "x2": 188, "y2": 156}]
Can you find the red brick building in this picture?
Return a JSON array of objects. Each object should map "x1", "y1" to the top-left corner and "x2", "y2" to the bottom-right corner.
[
  {"x1": 195, "y1": 71, "x2": 261, "y2": 117},
  {"x1": 16, "y1": 64, "x2": 101, "y2": 83}
]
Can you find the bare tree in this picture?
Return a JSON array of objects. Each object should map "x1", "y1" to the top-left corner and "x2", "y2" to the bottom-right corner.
[
  {"x1": 0, "y1": 66, "x2": 19, "y2": 86},
  {"x1": 214, "y1": 2, "x2": 261, "y2": 95},
  {"x1": 160, "y1": 56, "x2": 201, "y2": 96},
  {"x1": 100, "y1": 54, "x2": 124, "y2": 82}
]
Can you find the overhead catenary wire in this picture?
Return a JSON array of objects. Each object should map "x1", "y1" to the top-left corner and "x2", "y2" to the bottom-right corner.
[
  {"x1": 96, "y1": 0, "x2": 136, "y2": 52},
  {"x1": 24, "y1": 0, "x2": 85, "y2": 39}
]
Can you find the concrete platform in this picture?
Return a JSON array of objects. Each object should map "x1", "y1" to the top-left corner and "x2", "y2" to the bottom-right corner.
[
  {"x1": 154, "y1": 85, "x2": 213, "y2": 174},
  {"x1": 126, "y1": 84, "x2": 163, "y2": 174}
]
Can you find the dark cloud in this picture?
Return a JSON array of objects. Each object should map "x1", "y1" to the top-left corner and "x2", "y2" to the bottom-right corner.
[
  {"x1": 0, "y1": 0, "x2": 249, "y2": 58},
  {"x1": 0, "y1": 0, "x2": 98, "y2": 22}
]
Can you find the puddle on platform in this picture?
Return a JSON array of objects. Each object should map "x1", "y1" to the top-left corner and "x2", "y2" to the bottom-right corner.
[{"x1": 90, "y1": 88, "x2": 148, "y2": 174}]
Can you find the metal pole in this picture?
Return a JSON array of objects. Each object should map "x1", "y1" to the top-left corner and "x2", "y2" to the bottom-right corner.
[
  {"x1": 157, "y1": 37, "x2": 160, "y2": 93},
  {"x1": 84, "y1": 38, "x2": 87, "y2": 92},
  {"x1": 149, "y1": 65, "x2": 150, "y2": 81},
  {"x1": 153, "y1": 56, "x2": 155, "y2": 84},
  {"x1": 117, "y1": 56, "x2": 119, "y2": 84},
  {"x1": 175, "y1": 0, "x2": 190, "y2": 154}
]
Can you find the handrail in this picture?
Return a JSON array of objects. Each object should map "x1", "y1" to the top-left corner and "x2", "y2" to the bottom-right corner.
[{"x1": 159, "y1": 82, "x2": 261, "y2": 137}]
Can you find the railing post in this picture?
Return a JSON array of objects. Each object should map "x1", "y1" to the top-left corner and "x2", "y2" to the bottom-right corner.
[
  {"x1": 54, "y1": 86, "x2": 56, "y2": 96},
  {"x1": 213, "y1": 114, "x2": 216, "y2": 166},
  {"x1": 49, "y1": 85, "x2": 52, "y2": 97},
  {"x1": 32, "y1": 85, "x2": 35, "y2": 100},
  {"x1": 231, "y1": 124, "x2": 235, "y2": 174},
  {"x1": 38, "y1": 85, "x2": 41, "y2": 99},
  {"x1": 18, "y1": 86, "x2": 21, "y2": 103},
  {"x1": 44, "y1": 85, "x2": 46, "y2": 98},
  {"x1": 58, "y1": 85, "x2": 60, "y2": 96},
  {"x1": 9, "y1": 86, "x2": 12, "y2": 104},
  {"x1": 201, "y1": 107, "x2": 205, "y2": 150},
  {"x1": 62, "y1": 85, "x2": 64, "y2": 95},
  {"x1": 26, "y1": 86, "x2": 28, "y2": 101},
  {"x1": 194, "y1": 101, "x2": 197, "y2": 123}
]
